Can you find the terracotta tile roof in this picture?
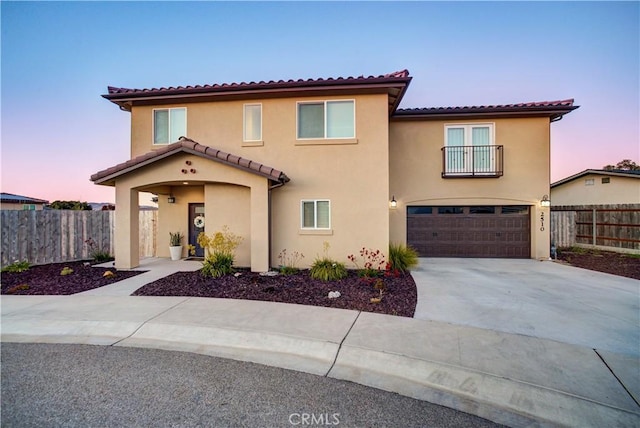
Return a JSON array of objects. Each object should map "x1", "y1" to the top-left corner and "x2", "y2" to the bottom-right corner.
[
  {"x1": 393, "y1": 99, "x2": 578, "y2": 121},
  {"x1": 106, "y1": 70, "x2": 410, "y2": 96},
  {"x1": 91, "y1": 138, "x2": 290, "y2": 186},
  {"x1": 103, "y1": 70, "x2": 412, "y2": 114}
]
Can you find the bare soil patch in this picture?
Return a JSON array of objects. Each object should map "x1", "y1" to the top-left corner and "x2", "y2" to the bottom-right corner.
[
  {"x1": 1, "y1": 261, "x2": 144, "y2": 295},
  {"x1": 556, "y1": 248, "x2": 640, "y2": 280},
  {"x1": 133, "y1": 269, "x2": 417, "y2": 317}
]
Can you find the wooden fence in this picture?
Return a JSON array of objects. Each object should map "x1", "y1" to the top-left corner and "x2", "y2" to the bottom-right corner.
[
  {"x1": 551, "y1": 204, "x2": 640, "y2": 250},
  {"x1": 1, "y1": 210, "x2": 157, "y2": 266}
]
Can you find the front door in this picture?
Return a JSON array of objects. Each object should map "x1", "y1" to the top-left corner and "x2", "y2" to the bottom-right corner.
[{"x1": 189, "y1": 203, "x2": 205, "y2": 258}]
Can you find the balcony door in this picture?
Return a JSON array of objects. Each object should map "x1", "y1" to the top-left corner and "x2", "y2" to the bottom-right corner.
[{"x1": 445, "y1": 124, "x2": 494, "y2": 175}]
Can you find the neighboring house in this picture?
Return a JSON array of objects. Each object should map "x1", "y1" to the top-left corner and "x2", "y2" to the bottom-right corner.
[
  {"x1": 92, "y1": 70, "x2": 578, "y2": 270},
  {"x1": 551, "y1": 169, "x2": 640, "y2": 205},
  {"x1": 0, "y1": 192, "x2": 49, "y2": 210}
]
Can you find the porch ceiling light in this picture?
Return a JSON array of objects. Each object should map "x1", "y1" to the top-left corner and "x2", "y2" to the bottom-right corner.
[
  {"x1": 167, "y1": 196, "x2": 176, "y2": 204},
  {"x1": 540, "y1": 195, "x2": 551, "y2": 207},
  {"x1": 390, "y1": 196, "x2": 397, "y2": 209}
]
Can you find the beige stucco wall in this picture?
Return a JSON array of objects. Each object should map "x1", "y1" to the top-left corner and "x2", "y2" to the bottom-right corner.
[
  {"x1": 551, "y1": 174, "x2": 640, "y2": 205},
  {"x1": 125, "y1": 94, "x2": 390, "y2": 269},
  {"x1": 389, "y1": 117, "x2": 552, "y2": 259}
]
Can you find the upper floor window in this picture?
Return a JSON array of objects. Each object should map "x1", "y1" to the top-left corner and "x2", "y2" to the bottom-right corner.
[
  {"x1": 442, "y1": 123, "x2": 502, "y2": 177},
  {"x1": 297, "y1": 100, "x2": 354, "y2": 139},
  {"x1": 301, "y1": 200, "x2": 331, "y2": 229},
  {"x1": 154, "y1": 108, "x2": 186, "y2": 145},
  {"x1": 244, "y1": 104, "x2": 262, "y2": 142}
]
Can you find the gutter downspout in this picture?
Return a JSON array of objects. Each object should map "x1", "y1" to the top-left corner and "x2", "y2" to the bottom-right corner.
[{"x1": 267, "y1": 180, "x2": 287, "y2": 271}]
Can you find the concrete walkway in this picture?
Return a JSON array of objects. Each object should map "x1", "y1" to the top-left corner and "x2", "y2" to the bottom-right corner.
[{"x1": 2, "y1": 258, "x2": 639, "y2": 427}]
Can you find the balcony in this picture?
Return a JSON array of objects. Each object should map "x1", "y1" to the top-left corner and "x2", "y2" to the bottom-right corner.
[{"x1": 441, "y1": 145, "x2": 503, "y2": 178}]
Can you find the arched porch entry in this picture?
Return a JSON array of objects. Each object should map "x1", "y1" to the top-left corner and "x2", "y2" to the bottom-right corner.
[{"x1": 91, "y1": 138, "x2": 289, "y2": 272}]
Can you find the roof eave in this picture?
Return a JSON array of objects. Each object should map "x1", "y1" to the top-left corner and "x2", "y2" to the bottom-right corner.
[
  {"x1": 551, "y1": 169, "x2": 640, "y2": 188},
  {"x1": 91, "y1": 140, "x2": 290, "y2": 186},
  {"x1": 103, "y1": 77, "x2": 413, "y2": 113},
  {"x1": 392, "y1": 107, "x2": 579, "y2": 121}
]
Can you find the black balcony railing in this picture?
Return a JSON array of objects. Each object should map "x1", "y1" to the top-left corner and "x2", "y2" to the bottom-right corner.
[{"x1": 441, "y1": 145, "x2": 503, "y2": 178}]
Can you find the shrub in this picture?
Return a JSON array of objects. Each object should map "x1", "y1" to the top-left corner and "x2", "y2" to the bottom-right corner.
[
  {"x1": 201, "y1": 253, "x2": 235, "y2": 278},
  {"x1": 310, "y1": 242, "x2": 347, "y2": 281},
  {"x1": 347, "y1": 247, "x2": 386, "y2": 278},
  {"x1": 278, "y1": 249, "x2": 304, "y2": 275},
  {"x1": 310, "y1": 259, "x2": 347, "y2": 281},
  {"x1": 388, "y1": 243, "x2": 418, "y2": 273},
  {"x1": 198, "y1": 226, "x2": 243, "y2": 278},
  {"x1": 60, "y1": 266, "x2": 74, "y2": 276},
  {"x1": 1, "y1": 260, "x2": 30, "y2": 273},
  {"x1": 85, "y1": 238, "x2": 113, "y2": 262}
]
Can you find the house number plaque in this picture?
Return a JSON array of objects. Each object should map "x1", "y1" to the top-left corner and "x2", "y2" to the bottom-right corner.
[{"x1": 540, "y1": 212, "x2": 545, "y2": 231}]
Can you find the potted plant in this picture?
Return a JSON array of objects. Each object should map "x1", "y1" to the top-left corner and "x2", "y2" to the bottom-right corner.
[{"x1": 169, "y1": 232, "x2": 184, "y2": 261}]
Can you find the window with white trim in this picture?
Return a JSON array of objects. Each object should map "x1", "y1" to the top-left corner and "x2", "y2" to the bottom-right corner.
[
  {"x1": 444, "y1": 123, "x2": 497, "y2": 176},
  {"x1": 153, "y1": 107, "x2": 186, "y2": 145},
  {"x1": 244, "y1": 104, "x2": 262, "y2": 141},
  {"x1": 297, "y1": 100, "x2": 354, "y2": 139},
  {"x1": 301, "y1": 200, "x2": 330, "y2": 229}
]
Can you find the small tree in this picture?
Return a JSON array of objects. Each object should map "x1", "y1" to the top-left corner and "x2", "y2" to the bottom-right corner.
[
  {"x1": 48, "y1": 200, "x2": 93, "y2": 210},
  {"x1": 602, "y1": 159, "x2": 639, "y2": 171}
]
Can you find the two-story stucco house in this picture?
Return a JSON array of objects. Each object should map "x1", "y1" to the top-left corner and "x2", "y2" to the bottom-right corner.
[{"x1": 91, "y1": 70, "x2": 578, "y2": 270}]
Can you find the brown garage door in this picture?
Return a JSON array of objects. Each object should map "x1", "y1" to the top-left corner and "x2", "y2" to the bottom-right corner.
[{"x1": 407, "y1": 206, "x2": 531, "y2": 258}]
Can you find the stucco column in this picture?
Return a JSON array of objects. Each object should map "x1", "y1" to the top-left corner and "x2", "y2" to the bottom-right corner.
[
  {"x1": 532, "y1": 204, "x2": 551, "y2": 260},
  {"x1": 115, "y1": 185, "x2": 139, "y2": 269},
  {"x1": 250, "y1": 181, "x2": 269, "y2": 272}
]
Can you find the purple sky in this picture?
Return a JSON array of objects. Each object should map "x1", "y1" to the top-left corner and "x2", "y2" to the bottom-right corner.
[{"x1": 2, "y1": 1, "x2": 638, "y2": 204}]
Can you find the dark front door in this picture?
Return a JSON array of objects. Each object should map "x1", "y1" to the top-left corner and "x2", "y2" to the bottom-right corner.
[{"x1": 189, "y1": 203, "x2": 205, "y2": 258}]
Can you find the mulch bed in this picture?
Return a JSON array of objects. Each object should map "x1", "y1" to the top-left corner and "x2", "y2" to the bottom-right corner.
[
  {"x1": 556, "y1": 248, "x2": 640, "y2": 280},
  {"x1": 1, "y1": 261, "x2": 144, "y2": 295},
  {"x1": 133, "y1": 269, "x2": 417, "y2": 317}
]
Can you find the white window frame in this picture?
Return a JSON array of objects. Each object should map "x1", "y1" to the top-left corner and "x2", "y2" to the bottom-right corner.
[
  {"x1": 243, "y1": 103, "x2": 262, "y2": 142},
  {"x1": 152, "y1": 107, "x2": 187, "y2": 145},
  {"x1": 444, "y1": 123, "x2": 495, "y2": 175},
  {"x1": 300, "y1": 199, "x2": 331, "y2": 229},
  {"x1": 585, "y1": 178, "x2": 595, "y2": 186},
  {"x1": 296, "y1": 100, "x2": 355, "y2": 140}
]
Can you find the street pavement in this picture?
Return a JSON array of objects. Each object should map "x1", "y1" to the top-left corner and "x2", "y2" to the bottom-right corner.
[{"x1": 1, "y1": 343, "x2": 502, "y2": 428}]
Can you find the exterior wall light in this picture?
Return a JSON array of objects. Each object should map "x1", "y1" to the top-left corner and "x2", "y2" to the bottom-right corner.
[
  {"x1": 390, "y1": 196, "x2": 397, "y2": 209},
  {"x1": 540, "y1": 195, "x2": 551, "y2": 207},
  {"x1": 167, "y1": 196, "x2": 176, "y2": 204}
]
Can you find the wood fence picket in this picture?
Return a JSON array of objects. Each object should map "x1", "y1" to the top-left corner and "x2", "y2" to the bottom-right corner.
[{"x1": 1, "y1": 210, "x2": 157, "y2": 266}]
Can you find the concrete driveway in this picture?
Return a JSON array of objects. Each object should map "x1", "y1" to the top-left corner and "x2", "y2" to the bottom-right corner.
[{"x1": 412, "y1": 258, "x2": 639, "y2": 356}]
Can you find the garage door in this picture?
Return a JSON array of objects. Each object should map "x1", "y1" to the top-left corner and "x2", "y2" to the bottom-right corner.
[{"x1": 407, "y1": 206, "x2": 530, "y2": 258}]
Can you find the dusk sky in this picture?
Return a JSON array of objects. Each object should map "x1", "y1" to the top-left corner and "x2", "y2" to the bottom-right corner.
[{"x1": 2, "y1": 1, "x2": 638, "y2": 204}]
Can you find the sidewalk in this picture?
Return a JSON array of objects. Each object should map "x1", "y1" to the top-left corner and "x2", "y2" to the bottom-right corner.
[{"x1": 2, "y1": 293, "x2": 638, "y2": 427}]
